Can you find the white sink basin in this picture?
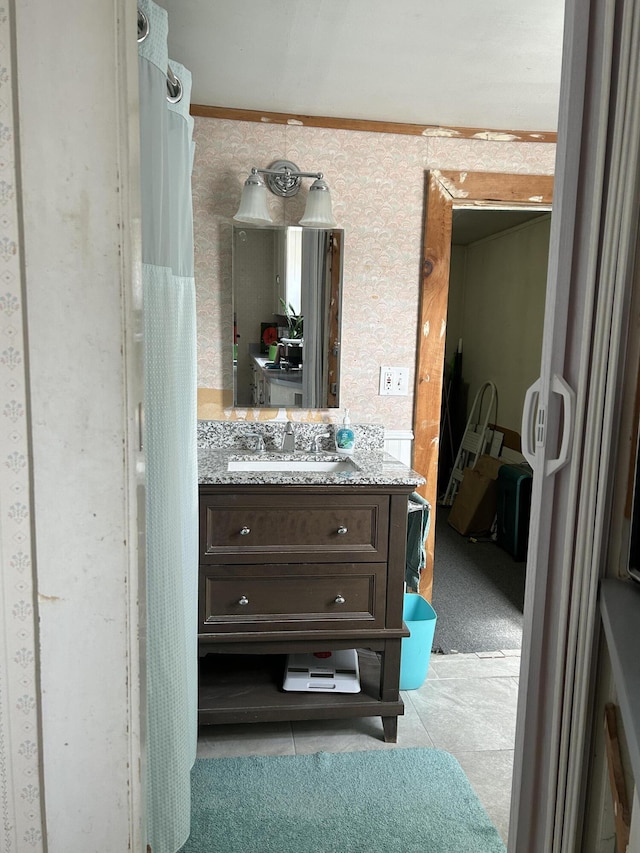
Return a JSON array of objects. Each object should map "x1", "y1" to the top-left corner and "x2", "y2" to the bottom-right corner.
[{"x1": 227, "y1": 454, "x2": 357, "y2": 473}]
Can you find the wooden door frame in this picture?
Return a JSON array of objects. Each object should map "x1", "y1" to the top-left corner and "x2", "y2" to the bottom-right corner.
[{"x1": 413, "y1": 170, "x2": 554, "y2": 600}]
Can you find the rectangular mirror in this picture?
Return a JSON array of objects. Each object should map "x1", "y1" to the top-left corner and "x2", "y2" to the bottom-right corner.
[{"x1": 232, "y1": 224, "x2": 343, "y2": 409}]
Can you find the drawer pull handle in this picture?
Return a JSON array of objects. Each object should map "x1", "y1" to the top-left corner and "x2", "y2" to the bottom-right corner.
[
  {"x1": 337, "y1": 526, "x2": 348, "y2": 535},
  {"x1": 238, "y1": 595, "x2": 249, "y2": 606},
  {"x1": 239, "y1": 526, "x2": 251, "y2": 536},
  {"x1": 334, "y1": 595, "x2": 346, "y2": 605}
]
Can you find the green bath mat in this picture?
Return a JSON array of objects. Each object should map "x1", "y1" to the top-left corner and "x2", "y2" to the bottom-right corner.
[{"x1": 179, "y1": 748, "x2": 506, "y2": 852}]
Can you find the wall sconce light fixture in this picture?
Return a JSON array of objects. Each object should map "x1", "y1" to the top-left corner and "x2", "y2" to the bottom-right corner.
[{"x1": 233, "y1": 160, "x2": 336, "y2": 227}]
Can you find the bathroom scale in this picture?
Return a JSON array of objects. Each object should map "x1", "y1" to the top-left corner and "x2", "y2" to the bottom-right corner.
[{"x1": 282, "y1": 649, "x2": 360, "y2": 693}]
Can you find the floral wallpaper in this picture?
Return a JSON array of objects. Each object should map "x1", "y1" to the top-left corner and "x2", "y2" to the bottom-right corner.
[
  {"x1": 193, "y1": 118, "x2": 555, "y2": 429},
  {"x1": 0, "y1": 4, "x2": 44, "y2": 849}
]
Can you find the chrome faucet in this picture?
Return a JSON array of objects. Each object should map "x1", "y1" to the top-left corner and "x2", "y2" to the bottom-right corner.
[
  {"x1": 313, "y1": 432, "x2": 331, "y2": 453},
  {"x1": 281, "y1": 421, "x2": 296, "y2": 452}
]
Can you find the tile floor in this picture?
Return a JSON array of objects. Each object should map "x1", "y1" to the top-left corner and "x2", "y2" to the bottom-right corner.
[{"x1": 197, "y1": 648, "x2": 521, "y2": 844}]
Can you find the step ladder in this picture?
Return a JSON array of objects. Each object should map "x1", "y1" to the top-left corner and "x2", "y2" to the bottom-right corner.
[{"x1": 442, "y1": 381, "x2": 498, "y2": 506}]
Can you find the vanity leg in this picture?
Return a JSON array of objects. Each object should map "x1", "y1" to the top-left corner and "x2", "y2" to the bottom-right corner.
[
  {"x1": 379, "y1": 639, "x2": 402, "y2": 742},
  {"x1": 379, "y1": 638, "x2": 402, "y2": 701},
  {"x1": 382, "y1": 715, "x2": 398, "y2": 743}
]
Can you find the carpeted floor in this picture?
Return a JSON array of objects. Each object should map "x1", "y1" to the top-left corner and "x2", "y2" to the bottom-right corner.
[
  {"x1": 179, "y1": 749, "x2": 506, "y2": 853},
  {"x1": 430, "y1": 507, "x2": 526, "y2": 654}
]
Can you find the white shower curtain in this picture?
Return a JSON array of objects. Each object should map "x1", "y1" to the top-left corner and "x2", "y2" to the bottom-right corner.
[
  {"x1": 138, "y1": 2, "x2": 198, "y2": 851},
  {"x1": 301, "y1": 230, "x2": 331, "y2": 407}
]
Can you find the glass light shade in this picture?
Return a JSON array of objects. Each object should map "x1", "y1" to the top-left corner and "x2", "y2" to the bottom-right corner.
[
  {"x1": 233, "y1": 174, "x2": 273, "y2": 225},
  {"x1": 299, "y1": 178, "x2": 336, "y2": 227}
]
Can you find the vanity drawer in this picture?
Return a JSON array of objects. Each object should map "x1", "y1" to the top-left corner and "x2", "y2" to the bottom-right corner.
[
  {"x1": 199, "y1": 562, "x2": 386, "y2": 633},
  {"x1": 200, "y1": 493, "x2": 389, "y2": 563}
]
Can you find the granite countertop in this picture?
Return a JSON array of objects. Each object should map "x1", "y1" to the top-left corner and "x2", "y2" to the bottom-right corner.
[{"x1": 198, "y1": 447, "x2": 425, "y2": 488}]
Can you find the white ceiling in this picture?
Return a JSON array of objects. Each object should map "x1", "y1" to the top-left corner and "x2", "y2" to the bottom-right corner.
[
  {"x1": 452, "y1": 209, "x2": 550, "y2": 245},
  {"x1": 162, "y1": 0, "x2": 566, "y2": 132}
]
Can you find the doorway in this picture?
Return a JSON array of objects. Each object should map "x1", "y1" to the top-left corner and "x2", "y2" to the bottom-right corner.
[
  {"x1": 412, "y1": 170, "x2": 554, "y2": 602},
  {"x1": 433, "y1": 206, "x2": 551, "y2": 655},
  {"x1": 409, "y1": 172, "x2": 553, "y2": 842}
]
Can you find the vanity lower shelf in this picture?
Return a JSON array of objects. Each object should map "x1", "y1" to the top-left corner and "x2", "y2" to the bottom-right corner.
[{"x1": 198, "y1": 649, "x2": 404, "y2": 741}]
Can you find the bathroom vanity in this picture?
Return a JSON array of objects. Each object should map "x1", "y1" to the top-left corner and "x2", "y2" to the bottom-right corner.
[
  {"x1": 197, "y1": 437, "x2": 424, "y2": 742},
  {"x1": 250, "y1": 354, "x2": 302, "y2": 407}
]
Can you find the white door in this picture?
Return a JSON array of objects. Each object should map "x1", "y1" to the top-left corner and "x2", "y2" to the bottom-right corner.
[{"x1": 511, "y1": 0, "x2": 640, "y2": 849}]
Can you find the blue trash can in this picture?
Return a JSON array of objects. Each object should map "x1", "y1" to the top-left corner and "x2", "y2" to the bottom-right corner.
[{"x1": 400, "y1": 592, "x2": 437, "y2": 690}]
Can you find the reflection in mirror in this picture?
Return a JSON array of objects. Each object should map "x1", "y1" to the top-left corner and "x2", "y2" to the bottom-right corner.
[{"x1": 232, "y1": 225, "x2": 343, "y2": 409}]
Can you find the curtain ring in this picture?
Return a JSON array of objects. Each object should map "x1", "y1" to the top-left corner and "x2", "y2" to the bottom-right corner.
[
  {"x1": 137, "y1": 9, "x2": 149, "y2": 43},
  {"x1": 166, "y1": 65, "x2": 183, "y2": 104}
]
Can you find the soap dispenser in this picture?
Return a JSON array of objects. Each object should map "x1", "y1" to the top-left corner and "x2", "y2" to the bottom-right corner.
[{"x1": 335, "y1": 409, "x2": 356, "y2": 455}]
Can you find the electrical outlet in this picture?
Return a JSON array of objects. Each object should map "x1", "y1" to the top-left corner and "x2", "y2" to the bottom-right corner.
[
  {"x1": 380, "y1": 367, "x2": 393, "y2": 395},
  {"x1": 379, "y1": 366, "x2": 410, "y2": 396}
]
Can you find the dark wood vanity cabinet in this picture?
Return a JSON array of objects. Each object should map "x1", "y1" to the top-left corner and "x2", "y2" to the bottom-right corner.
[{"x1": 197, "y1": 485, "x2": 412, "y2": 742}]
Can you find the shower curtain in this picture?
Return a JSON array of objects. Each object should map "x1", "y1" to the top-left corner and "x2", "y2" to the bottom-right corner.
[
  {"x1": 138, "y1": 2, "x2": 198, "y2": 851},
  {"x1": 301, "y1": 230, "x2": 331, "y2": 407}
]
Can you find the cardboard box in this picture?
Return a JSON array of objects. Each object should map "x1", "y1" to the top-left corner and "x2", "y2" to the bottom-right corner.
[
  {"x1": 489, "y1": 423, "x2": 521, "y2": 452},
  {"x1": 448, "y1": 454, "x2": 504, "y2": 537}
]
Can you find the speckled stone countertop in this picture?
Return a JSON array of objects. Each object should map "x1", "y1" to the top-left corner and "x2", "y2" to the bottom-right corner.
[
  {"x1": 197, "y1": 418, "x2": 385, "y2": 454},
  {"x1": 198, "y1": 447, "x2": 425, "y2": 488},
  {"x1": 196, "y1": 419, "x2": 425, "y2": 487}
]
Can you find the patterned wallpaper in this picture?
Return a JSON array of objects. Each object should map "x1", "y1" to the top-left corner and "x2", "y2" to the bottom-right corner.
[
  {"x1": 193, "y1": 118, "x2": 556, "y2": 429},
  {"x1": 0, "y1": 5, "x2": 45, "y2": 849}
]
